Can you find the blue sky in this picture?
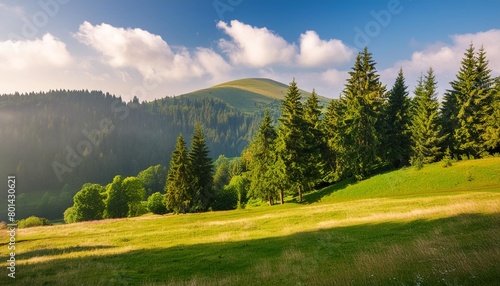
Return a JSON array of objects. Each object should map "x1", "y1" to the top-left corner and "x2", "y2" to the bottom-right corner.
[{"x1": 0, "y1": 0, "x2": 499, "y2": 100}]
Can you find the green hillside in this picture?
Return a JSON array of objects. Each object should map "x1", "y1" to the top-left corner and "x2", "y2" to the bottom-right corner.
[
  {"x1": 180, "y1": 78, "x2": 330, "y2": 114},
  {"x1": 2, "y1": 158, "x2": 499, "y2": 285}
]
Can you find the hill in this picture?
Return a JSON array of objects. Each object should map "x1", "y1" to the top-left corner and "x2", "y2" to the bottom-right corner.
[
  {"x1": 180, "y1": 78, "x2": 330, "y2": 114},
  {"x1": 1, "y1": 158, "x2": 499, "y2": 285},
  {"x1": 0, "y1": 90, "x2": 264, "y2": 220}
]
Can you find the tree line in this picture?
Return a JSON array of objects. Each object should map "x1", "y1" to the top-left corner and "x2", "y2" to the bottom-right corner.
[
  {"x1": 243, "y1": 45, "x2": 499, "y2": 205},
  {"x1": 0, "y1": 90, "x2": 266, "y2": 219},
  {"x1": 52, "y1": 44, "x2": 500, "y2": 221}
]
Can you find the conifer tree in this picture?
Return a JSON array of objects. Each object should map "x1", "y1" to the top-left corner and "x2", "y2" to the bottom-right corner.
[
  {"x1": 303, "y1": 89, "x2": 325, "y2": 187},
  {"x1": 247, "y1": 110, "x2": 280, "y2": 205},
  {"x1": 323, "y1": 98, "x2": 346, "y2": 182},
  {"x1": 385, "y1": 68, "x2": 411, "y2": 168},
  {"x1": 441, "y1": 44, "x2": 495, "y2": 158},
  {"x1": 188, "y1": 123, "x2": 214, "y2": 211},
  {"x1": 410, "y1": 68, "x2": 444, "y2": 166},
  {"x1": 340, "y1": 48, "x2": 386, "y2": 180},
  {"x1": 276, "y1": 79, "x2": 307, "y2": 201},
  {"x1": 165, "y1": 134, "x2": 192, "y2": 214}
]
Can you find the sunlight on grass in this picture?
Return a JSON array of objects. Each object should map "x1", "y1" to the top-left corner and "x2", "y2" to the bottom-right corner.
[{"x1": 1, "y1": 158, "x2": 499, "y2": 285}]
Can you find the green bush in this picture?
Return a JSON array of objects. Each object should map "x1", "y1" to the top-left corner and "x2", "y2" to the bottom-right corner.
[
  {"x1": 64, "y1": 207, "x2": 77, "y2": 224},
  {"x1": 129, "y1": 201, "x2": 149, "y2": 217},
  {"x1": 147, "y1": 192, "x2": 167, "y2": 214},
  {"x1": 18, "y1": 216, "x2": 51, "y2": 228}
]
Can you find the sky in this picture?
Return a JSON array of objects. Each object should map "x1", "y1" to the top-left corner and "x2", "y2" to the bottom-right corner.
[{"x1": 0, "y1": 0, "x2": 499, "y2": 101}]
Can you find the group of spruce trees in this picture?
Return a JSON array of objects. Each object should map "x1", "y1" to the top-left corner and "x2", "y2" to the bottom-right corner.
[
  {"x1": 244, "y1": 45, "x2": 499, "y2": 205},
  {"x1": 165, "y1": 124, "x2": 215, "y2": 214}
]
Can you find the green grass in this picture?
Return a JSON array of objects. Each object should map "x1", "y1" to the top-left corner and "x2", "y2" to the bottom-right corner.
[
  {"x1": 1, "y1": 158, "x2": 499, "y2": 285},
  {"x1": 180, "y1": 78, "x2": 329, "y2": 114}
]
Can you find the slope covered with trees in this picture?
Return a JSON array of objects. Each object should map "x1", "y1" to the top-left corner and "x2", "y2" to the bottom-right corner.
[{"x1": 0, "y1": 90, "x2": 264, "y2": 219}]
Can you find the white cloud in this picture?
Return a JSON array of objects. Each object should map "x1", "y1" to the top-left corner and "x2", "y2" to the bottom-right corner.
[
  {"x1": 0, "y1": 34, "x2": 71, "y2": 70},
  {"x1": 321, "y1": 69, "x2": 348, "y2": 87},
  {"x1": 381, "y1": 29, "x2": 500, "y2": 97},
  {"x1": 217, "y1": 20, "x2": 297, "y2": 68},
  {"x1": 217, "y1": 20, "x2": 355, "y2": 70},
  {"x1": 75, "y1": 21, "x2": 230, "y2": 82},
  {"x1": 297, "y1": 31, "x2": 353, "y2": 67}
]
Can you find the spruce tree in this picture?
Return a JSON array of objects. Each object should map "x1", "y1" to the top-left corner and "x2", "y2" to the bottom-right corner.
[
  {"x1": 323, "y1": 98, "x2": 346, "y2": 182},
  {"x1": 385, "y1": 68, "x2": 411, "y2": 168},
  {"x1": 248, "y1": 110, "x2": 280, "y2": 205},
  {"x1": 410, "y1": 68, "x2": 444, "y2": 166},
  {"x1": 452, "y1": 44, "x2": 484, "y2": 157},
  {"x1": 188, "y1": 123, "x2": 214, "y2": 211},
  {"x1": 165, "y1": 134, "x2": 192, "y2": 214},
  {"x1": 340, "y1": 47, "x2": 386, "y2": 180},
  {"x1": 276, "y1": 79, "x2": 307, "y2": 202},
  {"x1": 303, "y1": 89, "x2": 325, "y2": 188}
]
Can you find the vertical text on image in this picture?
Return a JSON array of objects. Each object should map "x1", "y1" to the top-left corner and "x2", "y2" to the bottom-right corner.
[{"x1": 7, "y1": 175, "x2": 17, "y2": 279}]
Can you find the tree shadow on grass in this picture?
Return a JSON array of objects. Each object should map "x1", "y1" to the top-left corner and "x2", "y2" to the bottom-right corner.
[
  {"x1": 18, "y1": 245, "x2": 115, "y2": 260},
  {"x1": 5, "y1": 213, "x2": 499, "y2": 286},
  {"x1": 302, "y1": 178, "x2": 357, "y2": 204}
]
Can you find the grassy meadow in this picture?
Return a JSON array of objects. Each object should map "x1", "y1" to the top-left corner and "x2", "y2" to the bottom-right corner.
[{"x1": 1, "y1": 158, "x2": 500, "y2": 285}]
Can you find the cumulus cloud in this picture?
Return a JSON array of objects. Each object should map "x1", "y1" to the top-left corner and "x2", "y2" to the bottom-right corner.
[
  {"x1": 75, "y1": 21, "x2": 230, "y2": 82},
  {"x1": 217, "y1": 20, "x2": 354, "y2": 69},
  {"x1": 217, "y1": 20, "x2": 297, "y2": 68},
  {"x1": 381, "y1": 29, "x2": 500, "y2": 96},
  {"x1": 0, "y1": 34, "x2": 71, "y2": 70},
  {"x1": 297, "y1": 31, "x2": 353, "y2": 67}
]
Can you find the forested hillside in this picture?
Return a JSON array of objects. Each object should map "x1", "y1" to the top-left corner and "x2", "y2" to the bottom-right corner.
[{"x1": 0, "y1": 90, "x2": 265, "y2": 218}]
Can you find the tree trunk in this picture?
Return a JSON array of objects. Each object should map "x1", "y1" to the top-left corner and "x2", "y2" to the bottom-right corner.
[
  {"x1": 298, "y1": 185, "x2": 302, "y2": 203},
  {"x1": 279, "y1": 190, "x2": 284, "y2": 204},
  {"x1": 268, "y1": 195, "x2": 273, "y2": 206}
]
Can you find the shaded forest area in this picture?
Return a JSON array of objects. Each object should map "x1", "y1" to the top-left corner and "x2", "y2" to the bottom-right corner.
[{"x1": 0, "y1": 91, "x2": 265, "y2": 218}]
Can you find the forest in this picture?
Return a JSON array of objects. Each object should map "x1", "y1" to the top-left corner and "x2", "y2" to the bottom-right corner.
[
  {"x1": 0, "y1": 91, "x2": 265, "y2": 219},
  {"x1": 2, "y1": 44, "x2": 499, "y2": 223},
  {"x1": 57, "y1": 44, "x2": 500, "y2": 224}
]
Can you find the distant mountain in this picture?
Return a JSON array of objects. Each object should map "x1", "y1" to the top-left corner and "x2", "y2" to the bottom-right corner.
[{"x1": 180, "y1": 78, "x2": 330, "y2": 114}]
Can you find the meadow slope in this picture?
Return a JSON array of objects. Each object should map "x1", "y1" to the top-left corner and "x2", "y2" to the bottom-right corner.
[{"x1": 1, "y1": 158, "x2": 499, "y2": 285}]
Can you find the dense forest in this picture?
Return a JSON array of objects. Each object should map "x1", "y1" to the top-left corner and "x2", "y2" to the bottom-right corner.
[{"x1": 0, "y1": 91, "x2": 266, "y2": 219}]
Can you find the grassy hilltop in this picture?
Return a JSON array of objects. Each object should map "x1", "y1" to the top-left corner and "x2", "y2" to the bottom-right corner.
[
  {"x1": 1, "y1": 158, "x2": 499, "y2": 285},
  {"x1": 180, "y1": 78, "x2": 330, "y2": 114}
]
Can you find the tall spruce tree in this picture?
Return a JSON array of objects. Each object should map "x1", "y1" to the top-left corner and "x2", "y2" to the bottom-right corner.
[
  {"x1": 451, "y1": 44, "x2": 490, "y2": 157},
  {"x1": 303, "y1": 89, "x2": 325, "y2": 188},
  {"x1": 340, "y1": 47, "x2": 386, "y2": 180},
  {"x1": 385, "y1": 68, "x2": 411, "y2": 168},
  {"x1": 410, "y1": 68, "x2": 444, "y2": 166},
  {"x1": 247, "y1": 110, "x2": 280, "y2": 205},
  {"x1": 165, "y1": 134, "x2": 192, "y2": 214},
  {"x1": 276, "y1": 79, "x2": 307, "y2": 202},
  {"x1": 323, "y1": 98, "x2": 346, "y2": 182},
  {"x1": 188, "y1": 123, "x2": 214, "y2": 211}
]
